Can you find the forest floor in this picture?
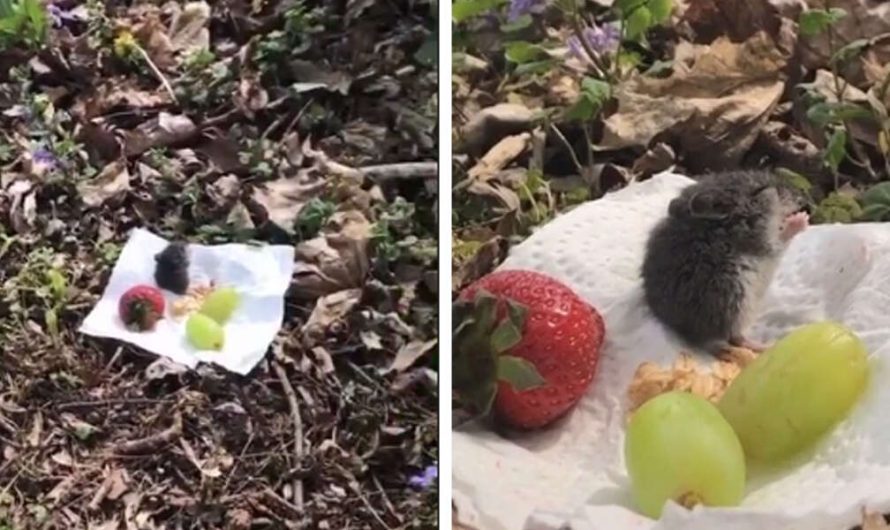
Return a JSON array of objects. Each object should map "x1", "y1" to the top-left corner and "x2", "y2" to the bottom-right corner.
[{"x1": 0, "y1": 1, "x2": 438, "y2": 528}]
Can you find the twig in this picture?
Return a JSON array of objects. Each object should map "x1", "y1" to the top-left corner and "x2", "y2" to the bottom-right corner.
[
  {"x1": 261, "y1": 486, "x2": 303, "y2": 516},
  {"x1": 135, "y1": 46, "x2": 178, "y2": 105},
  {"x1": 111, "y1": 413, "x2": 182, "y2": 455},
  {"x1": 548, "y1": 123, "x2": 585, "y2": 176},
  {"x1": 360, "y1": 162, "x2": 438, "y2": 181},
  {"x1": 272, "y1": 360, "x2": 305, "y2": 511}
]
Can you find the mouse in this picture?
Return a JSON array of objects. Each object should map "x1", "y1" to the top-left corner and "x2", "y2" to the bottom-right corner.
[
  {"x1": 641, "y1": 170, "x2": 810, "y2": 356},
  {"x1": 154, "y1": 241, "x2": 190, "y2": 295}
]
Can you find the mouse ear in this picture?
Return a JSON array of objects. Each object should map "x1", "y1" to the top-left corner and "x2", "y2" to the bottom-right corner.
[{"x1": 683, "y1": 190, "x2": 731, "y2": 220}]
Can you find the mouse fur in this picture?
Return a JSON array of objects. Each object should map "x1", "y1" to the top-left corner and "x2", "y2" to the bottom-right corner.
[{"x1": 641, "y1": 170, "x2": 808, "y2": 355}]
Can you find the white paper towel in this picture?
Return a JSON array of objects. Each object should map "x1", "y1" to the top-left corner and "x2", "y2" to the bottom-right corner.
[
  {"x1": 79, "y1": 228, "x2": 295, "y2": 375},
  {"x1": 453, "y1": 172, "x2": 890, "y2": 530}
]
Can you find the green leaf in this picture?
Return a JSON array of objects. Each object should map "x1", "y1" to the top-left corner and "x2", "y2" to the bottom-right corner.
[
  {"x1": 414, "y1": 30, "x2": 438, "y2": 66},
  {"x1": 824, "y1": 128, "x2": 847, "y2": 171},
  {"x1": 858, "y1": 182, "x2": 890, "y2": 222},
  {"x1": 497, "y1": 355, "x2": 546, "y2": 391},
  {"x1": 648, "y1": 0, "x2": 673, "y2": 24},
  {"x1": 811, "y1": 191, "x2": 862, "y2": 224},
  {"x1": 831, "y1": 38, "x2": 869, "y2": 66},
  {"x1": 860, "y1": 203, "x2": 890, "y2": 222},
  {"x1": 625, "y1": 6, "x2": 653, "y2": 40},
  {"x1": 505, "y1": 41, "x2": 547, "y2": 64},
  {"x1": 806, "y1": 101, "x2": 873, "y2": 127},
  {"x1": 490, "y1": 320, "x2": 523, "y2": 353},
  {"x1": 513, "y1": 59, "x2": 555, "y2": 76},
  {"x1": 775, "y1": 168, "x2": 813, "y2": 195},
  {"x1": 615, "y1": 0, "x2": 648, "y2": 15},
  {"x1": 452, "y1": 0, "x2": 505, "y2": 23},
  {"x1": 581, "y1": 77, "x2": 611, "y2": 102},
  {"x1": 501, "y1": 14, "x2": 532, "y2": 32},
  {"x1": 799, "y1": 8, "x2": 846, "y2": 36}
]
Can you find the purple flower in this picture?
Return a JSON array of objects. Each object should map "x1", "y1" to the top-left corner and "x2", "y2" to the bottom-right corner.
[
  {"x1": 568, "y1": 23, "x2": 621, "y2": 59},
  {"x1": 408, "y1": 465, "x2": 438, "y2": 489},
  {"x1": 47, "y1": 4, "x2": 81, "y2": 28},
  {"x1": 30, "y1": 147, "x2": 58, "y2": 176},
  {"x1": 508, "y1": 0, "x2": 544, "y2": 21}
]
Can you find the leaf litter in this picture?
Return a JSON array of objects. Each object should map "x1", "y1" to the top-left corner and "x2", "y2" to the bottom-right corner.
[{"x1": 0, "y1": 0, "x2": 437, "y2": 527}]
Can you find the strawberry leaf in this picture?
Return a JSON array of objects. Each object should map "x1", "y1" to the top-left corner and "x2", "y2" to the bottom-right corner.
[
  {"x1": 490, "y1": 320, "x2": 522, "y2": 353},
  {"x1": 497, "y1": 355, "x2": 546, "y2": 391}
]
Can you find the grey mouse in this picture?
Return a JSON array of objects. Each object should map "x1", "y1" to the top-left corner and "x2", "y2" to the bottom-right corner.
[{"x1": 641, "y1": 170, "x2": 809, "y2": 356}]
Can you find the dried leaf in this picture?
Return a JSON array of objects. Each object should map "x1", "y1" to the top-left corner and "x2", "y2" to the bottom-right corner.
[
  {"x1": 123, "y1": 113, "x2": 197, "y2": 157},
  {"x1": 78, "y1": 161, "x2": 131, "y2": 208},
  {"x1": 385, "y1": 339, "x2": 437, "y2": 373},
  {"x1": 460, "y1": 103, "x2": 535, "y2": 156},
  {"x1": 302, "y1": 288, "x2": 363, "y2": 342},
  {"x1": 602, "y1": 33, "x2": 786, "y2": 172},
  {"x1": 467, "y1": 133, "x2": 532, "y2": 181},
  {"x1": 168, "y1": 2, "x2": 211, "y2": 54},
  {"x1": 293, "y1": 210, "x2": 372, "y2": 300},
  {"x1": 250, "y1": 175, "x2": 326, "y2": 233}
]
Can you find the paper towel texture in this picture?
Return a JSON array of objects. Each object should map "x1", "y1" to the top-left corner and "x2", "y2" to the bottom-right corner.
[
  {"x1": 80, "y1": 229, "x2": 295, "y2": 375},
  {"x1": 453, "y1": 172, "x2": 890, "y2": 530}
]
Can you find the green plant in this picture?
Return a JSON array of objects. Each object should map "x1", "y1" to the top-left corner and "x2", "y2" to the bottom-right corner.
[
  {"x1": 0, "y1": 0, "x2": 48, "y2": 50},
  {"x1": 798, "y1": 7, "x2": 878, "y2": 183},
  {"x1": 295, "y1": 198, "x2": 336, "y2": 241}
]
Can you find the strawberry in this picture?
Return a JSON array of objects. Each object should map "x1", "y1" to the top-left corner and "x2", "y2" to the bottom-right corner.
[
  {"x1": 454, "y1": 270, "x2": 605, "y2": 429},
  {"x1": 119, "y1": 285, "x2": 165, "y2": 331}
]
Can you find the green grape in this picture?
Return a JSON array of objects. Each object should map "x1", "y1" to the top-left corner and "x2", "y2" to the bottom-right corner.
[
  {"x1": 718, "y1": 321, "x2": 869, "y2": 464},
  {"x1": 625, "y1": 391, "x2": 745, "y2": 518},
  {"x1": 186, "y1": 313, "x2": 225, "y2": 351},
  {"x1": 199, "y1": 287, "x2": 240, "y2": 324}
]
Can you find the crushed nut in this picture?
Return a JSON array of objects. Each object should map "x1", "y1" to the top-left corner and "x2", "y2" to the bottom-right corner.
[
  {"x1": 627, "y1": 348, "x2": 759, "y2": 413},
  {"x1": 170, "y1": 283, "x2": 215, "y2": 318}
]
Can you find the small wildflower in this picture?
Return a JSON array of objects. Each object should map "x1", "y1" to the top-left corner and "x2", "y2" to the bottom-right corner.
[
  {"x1": 114, "y1": 31, "x2": 139, "y2": 59},
  {"x1": 508, "y1": 0, "x2": 544, "y2": 22},
  {"x1": 29, "y1": 147, "x2": 58, "y2": 177},
  {"x1": 408, "y1": 465, "x2": 438, "y2": 489},
  {"x1": 47, "y1": 4, "x2": 80, "y2": 28},
  {"x1": 567, "y1": 23, "x2": 621, "y2": 60}
]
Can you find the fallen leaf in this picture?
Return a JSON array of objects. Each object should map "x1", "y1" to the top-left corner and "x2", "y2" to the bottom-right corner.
[
  {"x1": 302, "y1": 288, "x2": 363, "y2": 342},
  {"x1": 467, "y1": 133, "x2": 532, "y2": 181},
  {"x1": 250, "y1": 175, "x2": 327, "y2": 233},
  {"x1": 293, "y1": 210, "x2": 372, "y2": 300},
  {"x1": 460, "y1": 103, "x2": 536, "y2": 157},
  {"x1": 168, "y1": 2, "x2": 211, "y2": 54},
  {"x1": 123, "y1": 113, "x2": 197, "y2": 157},
  {"x1": 385, "y1": 339, "x2": 437, "y2": 373},
  {"x1": 287, "y1": 59, "x2": 352, "y2": 95},
  {"x1": 78, "y1": 161, "x2": 131, "y2": 208},
  {"x1": 601, "y1": 33, "x2": 787, "y2": 172}
]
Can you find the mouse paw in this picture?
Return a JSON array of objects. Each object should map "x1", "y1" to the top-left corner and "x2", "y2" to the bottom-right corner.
[{"x1": 781, "y1": 211, "x2": 809, "y2": 242}]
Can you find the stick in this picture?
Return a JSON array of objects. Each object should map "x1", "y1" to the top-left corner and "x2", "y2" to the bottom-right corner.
[
  {"x1": 272, "y1": 360, "x2": 305, "y2": 510},
  {"x1": 135, "y1": 46, "x2": 179, "y2": 104},
  {"x1": 359, "y1": 162, "x2": 438, "y2": 181},
  {"x1": 112, "y1": 413, "x2": 182, "y2": 455}
]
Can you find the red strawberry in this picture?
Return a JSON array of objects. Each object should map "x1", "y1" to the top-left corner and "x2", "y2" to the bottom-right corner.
[
  {"x1": 119, "y1": 285, "x2": 165, "y2": 331},
  {"x1": 454, "y1": 270, "x2": 604, "y2": 429}
]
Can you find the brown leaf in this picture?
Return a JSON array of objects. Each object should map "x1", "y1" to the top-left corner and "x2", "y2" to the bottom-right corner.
[
  {"x1": 682, "y1": 0, "x2": 785, "y2": 43},
  {"x1": 168, "y1": 2, "x2": 211, "y2": 55},
  {"x1": 302, "y1": 288, "x2": 363, "y2": 342},
  {"x1": 460, "y1": 103, "x2": 535, "y2": 157},
  {"x1": 250, "y1": 175, "x2": 327, "y2": 233},
  {"x1": 602, "y1": 33, "x2": 786, "y2": 172},
  {"x1": 78, "y1": 161, "x2": 131, "y2": 208},
  {"x1": 293, "y1": 211, "x2": 372, "y2": 300},
  {"x1": 234, "y1": 74, "x2": 269, "y2": 118},
  {"x1": 385, "y1": 339, "x2": 437, "y2": 373},
  {"x1": 452, "y1": 237, "x2": 507, "y2": 291},
  {"x1": 467, "y1": 133, "x2": 531, "y2": 181},
  {"x1": 123, "y1": 113, "x2": 197, "y2": 157}
]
